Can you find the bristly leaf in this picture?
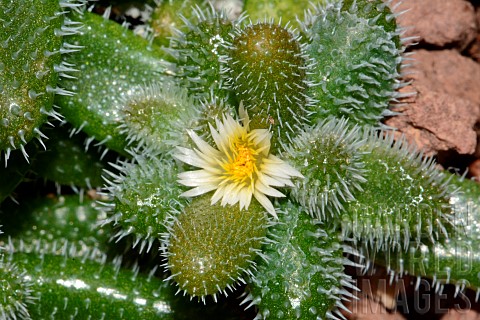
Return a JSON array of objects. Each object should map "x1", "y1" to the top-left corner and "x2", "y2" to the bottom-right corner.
[
  {"x1": 163, "y1": 194, "x2": 268, "y2": 303},
  {"x1": 56, "y1": 10, "x2": 174, "y2": 155},
  {"x1": 243, "y1": 201, "x2": 359, "y2": 320},
  {"x1": 341, "y1": 129, "x2": 456, "y2": 252},
  {"x1": 373, "y1": 176, "x2": 480, "y2": 299},
  {"x1": 32, "y1": 125, "x2": 108, "y2": 190},
  {"x1": 100, "y1": 154, "x2": 187, "y2": 254},
  {"x1": 0, "y1": 0, "x2": 81, "y2": 164},
  {"x1": 150, "y1": 0, "x2": 210, "y2": 48},
  {"x1": 166, "y1": 5, "x2": 240, "y2": 103},
  {"x1": 226, "y1": 22, "x2": 314, "y2": 151},
  {"x1": 117, "y1": 79, "x2": 198, "y2": 155},
  {"x1": 283, "y1": 116, "x2": 367, "y2": 220},
  {"x1": 305, "y1": 1, "x2": 403, "y2": 127}
]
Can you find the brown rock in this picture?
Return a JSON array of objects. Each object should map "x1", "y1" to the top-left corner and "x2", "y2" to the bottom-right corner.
[
  {"x1": 344, "y1": 297, "x2": 406, "y2": 320},
  {"x1": 440, "y1": 309, "x2": 480, "y2": 320},
  {"x1": 343, "y1": 270, "x2": 407, "y2": 320},
  {"x1": 391, "y1": 0, "x2": 478, "y2": 50},
  {"x1": 469, "y1": 159, "x2": 480, "y2": 179},
  {"x1": 467, "y1": 9, "x2": 480, "y2": 62},
  {"x1": 385, "y1": 84, "x2": 479, "y2": 156},
  {"x1": 403, "y1": 49, "x2": 480, "y2": 107}
]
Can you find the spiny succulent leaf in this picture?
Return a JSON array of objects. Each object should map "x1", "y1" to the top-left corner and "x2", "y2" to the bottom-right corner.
[
  {"x1": 0, "y1": 0, "x2": 66, "y2": 162},
  {"x1": 150, "y1": 0, "x2": 209, "y2": 48},
  {"x1": 373, "y1": 176, "x2": 480, "y2": 296},
  {"x1": 227, "y1": 22, "x2": 311, "y2": 150},
  {"x1": 341, "y1": 130, "x2": 455, "y2": 252},
  {"x1": 283, "y1": 117, "x2": 366, "y2": 219},
  {"x1": 101, "y1": 154, "x2": 187, "y2": 254},
  {"x1": 244, "y1": 0, "x2": 321, "y2": 29},
  {"x1": 56, "y1": 11, "x2": 174, "y2": 155},
  {"x1": 245, "y1": 201, "x2": 356, "y2": 319},
  {"x1": 31, "y1": 126, "x2": 108, "y2": 189},
  {"x1": 0, "y1": 259, "x2": 35, "y2": 320},
  {"x1": 163, "y1": 194, "x2": 268, "y2": 301},
  {"x1": 306, "y1": 3, "x2": 402, "y2": 127},
  {"x1": 167, "y1": 6, "x2": 238, "y2": 102},
  {"x1": 118, "y1": 80, "x2": 198, "y2": 154},
  {"x1": 0, "y1": 195, "x2": 111, "y2": 257}
]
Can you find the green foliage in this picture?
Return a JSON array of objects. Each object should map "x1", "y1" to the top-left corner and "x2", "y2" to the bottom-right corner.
[
  {"x1": 0, "y1": 0, "x2": 69, "y2": 161},
  {"x1": 374, "y1": 176, "x2": 480, "y2": 291},
  {"x1": 166, "y1": 6, "x2": 238, "y2": 102},
  {"x1": 150, "y1": 0, "x2": 208, "y2": 48},
  {"x1": 56, "y1": 10, "x2": 174, "y2": 155},
  {"x1": 2, "y1": 0, "x2": 480, "y2": 319},
  {"x1": 341, "y1": 131, "x2": 454, "y2": 252},
  {"x1": 102, "y1": 154, "x2": 187, "y2": 253},
  {"x1": 164, "y1": 194, "x2": 268, "y2": 301},
  {"x1": 244, "y1": 201, "x2": 355, "y2": 319},
  {"x1": 227, "y1": 22, "x2": 312, "y2": 150},
  {"x1": 244, "y1": 0, "x2": 318, "y2": 28},
  {"x1": 118, "y1": 80, "x2": 198, "y2": 153},
  {"x1": 283, "y1": 117, "x2": 366, "y2": 219},
  {"x1": 305, "y1": 1, "x2": 402, "y2": 126},
  {"x1": 32, "y1": 125, "x2": 107, "y2": 189}
]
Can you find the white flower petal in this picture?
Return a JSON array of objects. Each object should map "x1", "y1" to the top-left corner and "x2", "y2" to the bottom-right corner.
[
  {"x1": 174, "y1": 147, "x2": 210, "y2": 168},
  {"x1": 257, "y1": 172, "x2": 286, "y2": 187},
  {"x1": 254, "y1": 191, "x2": 277, "y2": 218},
  {"x1": 181, "y1": 185, "x2": 218, "y2": 198},
  {"x1": 187, "y1": 129, "x2": 221, "y2": 158},
  {"x1": 238, "y1": 188, "x2": 252, "y2": 210},
  {"x1": 211, "y1": 185, "x2": 227, "y2": 205},
  {"x1": 178, "y1": 170, "x2": 221, "y2": 186},
  {"x1": 255, "y1": 179, "x2": 285, "y2": 198}
]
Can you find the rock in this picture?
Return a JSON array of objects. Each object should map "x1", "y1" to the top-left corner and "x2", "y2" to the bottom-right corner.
[
  {"x1": 439, "y1": 309, "x2": 480, "y2": 320},
  {"x1": 402, "y1": 49, "x2": 480, "y2": 107},
  {"x1": 391, "y1": 0, "x2": 478, "y2": 50},
  {"x1": 467, "y1": 9, "x2": 480, "y2": 63},
  {"x1": 343, "y1": 297, "x2": 406, "y2": 320},
  {"x1": 468, "y1": 159, "x2": 480, "y2": 180},
  {"x1": 385, "y1": 84, "x2": 479, "y2": 156}
]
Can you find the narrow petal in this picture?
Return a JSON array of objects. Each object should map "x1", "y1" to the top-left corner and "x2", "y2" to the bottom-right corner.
[
  {"x1": 254, "y1": 191, "x2": 277, "y2": 218},
  {"x1": 187, "y1": 129, "x2": 221, "y2": 158},
  {"x1": 180, "y1": 185, "x2": 218, "y2": 198},
  {"x1": 255, "y1": 179, "x2": 285, "y2": 198},
  {"x1": 174, "y1": 147, "x2": 210, "y2": 168}
]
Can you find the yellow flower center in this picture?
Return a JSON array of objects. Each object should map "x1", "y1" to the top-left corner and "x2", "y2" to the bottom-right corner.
[{"x1": 223, "y1": 137, "x2": 257, "y2": 184}]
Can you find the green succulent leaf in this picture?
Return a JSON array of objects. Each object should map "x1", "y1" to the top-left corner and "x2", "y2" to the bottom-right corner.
[
  {"x1": 31, "y1": 125, "x2": 108, "y2": 189},
  {"x1": 102, "y1": 154, "x2": 187, "y2": 253},
  {"x1": 227, "y1": 22, "x2": 312, "y2": 150},
  {"x1": 374, "y1": 176, "x2": 480, "y2": 294},
  {"x1": 341, "y1": 130, "x2": 455, "y2": 252},
  {"x1": 244, "y1": 201, "x2": 357, "y2": 319},
  {"x1": 150, "y1": 0, "x2": 209, "y2": 49},
  {"x1": 283, "y1": 116, "x2": 366, "y2": 219},
  {"x1": 167, "y1": 6, "x2": 238, "y2": 102},
  {"x1": 163, "y1": 194, "x2": 268, "y2": 302},
  {"x1": 306, "y1": 2, "x2": 402, "y2": 127},
  {"x1": 56, "y1": 10, "x2": 174, "y2": 155},
  {"x1": 0, "y1": 195, "x2": 111, "y2": 257},
  {"x1": 0, "y1": 0, "x2": 71, "y2": 162}
]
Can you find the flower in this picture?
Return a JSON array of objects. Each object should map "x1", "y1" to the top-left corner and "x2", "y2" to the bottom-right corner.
[{"x1": 173, "y1": 105, "x2": 303, "y2": 218}]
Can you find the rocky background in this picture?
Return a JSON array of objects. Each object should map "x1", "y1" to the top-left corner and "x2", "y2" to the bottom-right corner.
[{"x1": 350, "y1": 0, "x2": 480, "y2": 319}]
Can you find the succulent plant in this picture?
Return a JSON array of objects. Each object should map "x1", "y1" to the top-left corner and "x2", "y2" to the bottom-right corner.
[{"x1": 1, "y1": 0, "x2": 479, "y2": 319}]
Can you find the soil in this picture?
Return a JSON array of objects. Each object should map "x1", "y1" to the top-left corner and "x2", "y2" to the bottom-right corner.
[{"x1": 350, "y1": 0, "x2": 480, "y2": 319}]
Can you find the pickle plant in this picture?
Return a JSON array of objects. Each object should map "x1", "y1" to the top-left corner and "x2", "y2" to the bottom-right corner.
[{"x1": 1, "y1": 0, "x2": 479, "y2": 319}]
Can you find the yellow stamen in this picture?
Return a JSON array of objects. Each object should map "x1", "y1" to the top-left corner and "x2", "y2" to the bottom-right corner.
[{"x1": 223, "y1": 140, "x2": 257, "y2": 184}]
